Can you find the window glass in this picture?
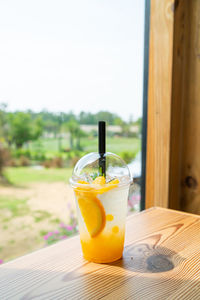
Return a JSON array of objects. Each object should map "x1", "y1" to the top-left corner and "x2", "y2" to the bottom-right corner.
[{"x1": 0, "y1": 0, "x2": 145, "y2": 262}]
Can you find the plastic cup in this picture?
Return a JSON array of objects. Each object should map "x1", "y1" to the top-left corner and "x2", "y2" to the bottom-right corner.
[{"x1": 70, "y1": 152, "x2": 131, "y2": 263}]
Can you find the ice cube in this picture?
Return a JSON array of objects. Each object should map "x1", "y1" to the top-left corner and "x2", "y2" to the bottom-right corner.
[
  {"x1": 79, "y1": 173, "x2": 93, "y2": 183},
  {"x1": 118, "y1": 175, "x2": 132, "y2": 185},
  {"x1": 105, "y1": 174, "x2": 115, "y2": 183}
]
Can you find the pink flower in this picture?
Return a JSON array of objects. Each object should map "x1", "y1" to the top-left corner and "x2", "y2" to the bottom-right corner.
[
  {"x1": 0, "y1": 259, "x2": 3, "y2": 264},
  {"x1": 43, "y1": 232, "x2": 53, "y2": 240},
  {"x1": 60, "y1": 222, "x2": 66, "y2": 228},
  {"x1": 60, "y1": 235, "x2": 67, "y2": 239},
  {"x1": 129, "y1": 194, "x2": 140, "y2": 207},
  {"x1": 54, "y1": 230, "x2": 59, "y2": 234},
  {"x1": 60, "y1": 222, "x2": 76, "y2": 230},
  {"x1": 128, "y1": 200, "x2": 133, "y2": 208},
  {"x1": 65, "y1": 225, "x2": 73, "y2": 231}
]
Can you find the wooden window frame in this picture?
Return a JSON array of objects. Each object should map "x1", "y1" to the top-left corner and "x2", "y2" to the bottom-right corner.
[{"x1": 143, "y1": 0, "x2": 200, "y2": 214}]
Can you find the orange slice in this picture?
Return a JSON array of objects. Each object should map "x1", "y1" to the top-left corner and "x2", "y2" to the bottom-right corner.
[
  {"x1": 93, "y1": 176, "x2": 106, "y2": 185},
  {"x1": 96, "y1": 178, "x2": 120, "y2": 194},
  {"x1": 108, "y1": 179, "x2": 119, "y2": 185},
  {"x1": 77, "y1": 194, "x2": 106, "y2": 237},
  {"x1": 75, "y1": 180, "x2": 90, "y2": 198},
  {"x1": 74, "y1": 177, "x2": 119, "y2": 237},
  {"x1": 78, "y1": 180, "x2": 89, "y2": 185},
  {"x1": 75, "y1": 179, "x2": 106, "y2": 238}
]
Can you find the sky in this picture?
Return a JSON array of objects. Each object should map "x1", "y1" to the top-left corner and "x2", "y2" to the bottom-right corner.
[{"x1": 0, "y1": 0, "x2": 145, "y2": 121}]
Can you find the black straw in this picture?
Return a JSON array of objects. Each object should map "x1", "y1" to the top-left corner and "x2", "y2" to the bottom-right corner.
[{"x1": 98, "y1": 121, "x2": 106, "y2": 177}]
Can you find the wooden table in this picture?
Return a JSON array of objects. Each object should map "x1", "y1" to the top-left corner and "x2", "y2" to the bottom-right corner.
[{"x1": 1, "y1": 207, "x2": 200, "y2": 299}]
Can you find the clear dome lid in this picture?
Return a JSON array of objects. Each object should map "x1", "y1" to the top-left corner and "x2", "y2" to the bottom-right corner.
[{"x1": 70, "y1": 152, "x2": 132, "y2": 187}]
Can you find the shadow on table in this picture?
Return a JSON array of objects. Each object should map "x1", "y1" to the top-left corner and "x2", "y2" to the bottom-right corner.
[
  {"x1": 0, "y1": 244, "x2": 198, "y2": 300},
  {"x1": 109, "y1": 242, "x2": 185, "y2": 273},
  {"x1": 0, "y1": 265, "x2": 199, "y2": 300}
]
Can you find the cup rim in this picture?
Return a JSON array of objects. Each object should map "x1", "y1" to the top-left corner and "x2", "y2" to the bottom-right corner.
[{"x1": 69, "y1": 177, "x2": 132, "y2": 189}]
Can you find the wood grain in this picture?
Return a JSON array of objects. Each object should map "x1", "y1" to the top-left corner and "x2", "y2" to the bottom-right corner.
[
  {"x1": 146, "y1": 0, "x2": 175, "y2": 208},
  {"x1": 0, "y1": 207, "x2": 200, "y2": 299},
  {"x1": 168, "y1": 0, "x2": 186, "y2": 210},
  {"x1": 179, "y1": 0, "x2": 200, "y2": 214},
  {"x1": 169, "y1": 0, "x2": 200, "y2": 214}
]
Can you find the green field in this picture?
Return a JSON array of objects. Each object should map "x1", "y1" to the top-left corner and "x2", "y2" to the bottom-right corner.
[
  {"x1": 82, "y1": 137, "x2": 141, "y2": 153},
  {"x1": 5, "y1": 136, "x2": 141, "y2": 186},
  {"x1": 29, "y1": 137, "x2": 141, "y2": 155},
  {"x1": 5, "y1": 167, "x2": 73, "y2": 185}
]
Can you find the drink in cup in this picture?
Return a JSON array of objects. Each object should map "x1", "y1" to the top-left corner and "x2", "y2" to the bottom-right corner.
[{"x1": 70, "y1": 122, "x2": 131, "y2": 263}]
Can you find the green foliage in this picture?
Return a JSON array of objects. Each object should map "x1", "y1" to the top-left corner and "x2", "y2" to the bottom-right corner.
[
  {"x1": 6, "y1": 136, "x2": 141, "y2": 170},
  {"x1": 33, "y1": 210, "x2": 52, "y2": 223},
  {"x1": 4, "y1": 167, "x2": 73, "y2": 185},
  {"x1": 36, "y1": 110, "x2": 76, "y2": 134},
  {"x1": 18, "y1": 156, "x2": 30, "y2": 167},
  {"x1": 12, "y1": 149, "x2": 31, "y2": 159},
  {"x1": 64, "y1": 119, "x2": 86, "y2": 150},
  {"x1": 120, "y1": 151, "x2": 137, "y2": 164},
  {"x1": 78, "y1": 111, "x2": 122, "y2": 125},
  {"x1": 0, "y1": 146, "x2": 10, "y2": 175},
  {"x1": 43, "y1": 212, "x2": 78, "y2": 245},
  {"x1": 9, "y1": 240, "x2": 15, "y2": 245},
  {"x1": 8, "y1": 112, "x2": 43, "y2": 148},
  {"x1": 120, "y1": 122, "x2": 131, "y2": 137},
  {"x1": 50, "y1": 218, "x2": 61, "y2": 224},
  {"x1": 12, "y1": 147, "x2": 46, "y2": 162},
  {"x1": 0, "y1": 103, "x2": 9, "y2": 142},
  {"x1": 82, "y1": 137, "x2": 141, "y2": 155},
  {"x1": 134, "y1": 117, "x2": 142, "y2": 134},
  {"x1": 28, "y1": 137, "x2": 141, "y2": 166},
  {"x1": 42, "y1": 157, "x2": 64, "y2": 168},
  {"x1": 0, "y1": 196, "x2": 29, "y2": 217},
  {"x1": 40, "y1": 230, "x2": 49, "y2": 237},
  {"x1": 113, "y1": 117, "x2": 123, "y2": 126},
  {"x1": 0, "y1": 103, "x2": 142, "y2": 173}
]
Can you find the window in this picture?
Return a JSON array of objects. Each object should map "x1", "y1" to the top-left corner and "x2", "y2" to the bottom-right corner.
[{"x1": 0, "y1": 0, "x2": 146, "y2": 263}]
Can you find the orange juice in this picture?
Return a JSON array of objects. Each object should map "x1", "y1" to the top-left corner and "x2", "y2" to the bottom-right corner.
[{"x1": 74, "y1": 178, "x2": 129, "y2": 263}]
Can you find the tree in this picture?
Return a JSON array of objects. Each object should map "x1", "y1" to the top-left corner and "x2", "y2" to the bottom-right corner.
[
  {"x1": 120, "y1": 122, "x2": 130, "y2": 137},
  {"x1": 0, "y1": 103, "x2": 9, "y2": 143},
  {"x1": 0, "y1": 143, "x2": 10, "y2": 178},
  {"x1": 79, "y1": 111, "x2": 95, "y2": 124},
  {"x1": 134, "y1": 117, "x2": 142, "y2": 134},
  {"x1": 78, "y1": 110, "x2": 122, "y2": 125},
  {"x1": 95, "y1": 111, "x2": 121, "y2": 125},
  {"x1": 65, "y1": 119, "x2": 80, "y2": 150},
  {"x1": 9, "y1": 112, "x2": 43, "y2": 148},
  {"x1": 64, "y1": 119, "x2": 87, "y2": 150},
  {"x1": 114, "y1": 117, "x2": 123, "y2": 126},
  {"x1": 75, "y1": 128, "x2": 86, "y2": 150}
]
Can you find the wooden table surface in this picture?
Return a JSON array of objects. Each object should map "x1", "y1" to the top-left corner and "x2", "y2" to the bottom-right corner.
[{"x1": 1, "y1": 207, "x2": 200, "y2": 300}]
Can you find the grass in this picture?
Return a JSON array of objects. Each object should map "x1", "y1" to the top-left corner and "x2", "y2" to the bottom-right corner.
[
  {"x1": 33, "y1": 210, "x2": 52, "y2": 223},
  {"x1": 40, "y1": 230, "x2": 49, "y2": 237},
  {"x1": 4, "y1": 167, "x2": 73, "y2": 185},
  {"x1": 82, "y1": 137, "x2": 141, "y2": 154},
  {"x1": 3, "y1": 136, "x2": 141, "y2": 186},
  {"x1": 4, "y1": 137, "x2": 141, "y2": 186},
  {"x1": 30, "y1": 139, "x2": 61, "y2": 153},
  {"x1": 29, "y1": 136, "x2": 141, "y2": 155},
  {"x1": 0, "y1": 196, "x2": 29, "y2": 217},
  {"x1": 50, "y1": 218, "x2": 61, "y2": 224}
]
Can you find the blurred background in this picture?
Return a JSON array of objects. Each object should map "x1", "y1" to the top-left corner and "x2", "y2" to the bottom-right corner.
[{"x1": 0, "y1": 0, "x2": 144, "y2": 263}]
